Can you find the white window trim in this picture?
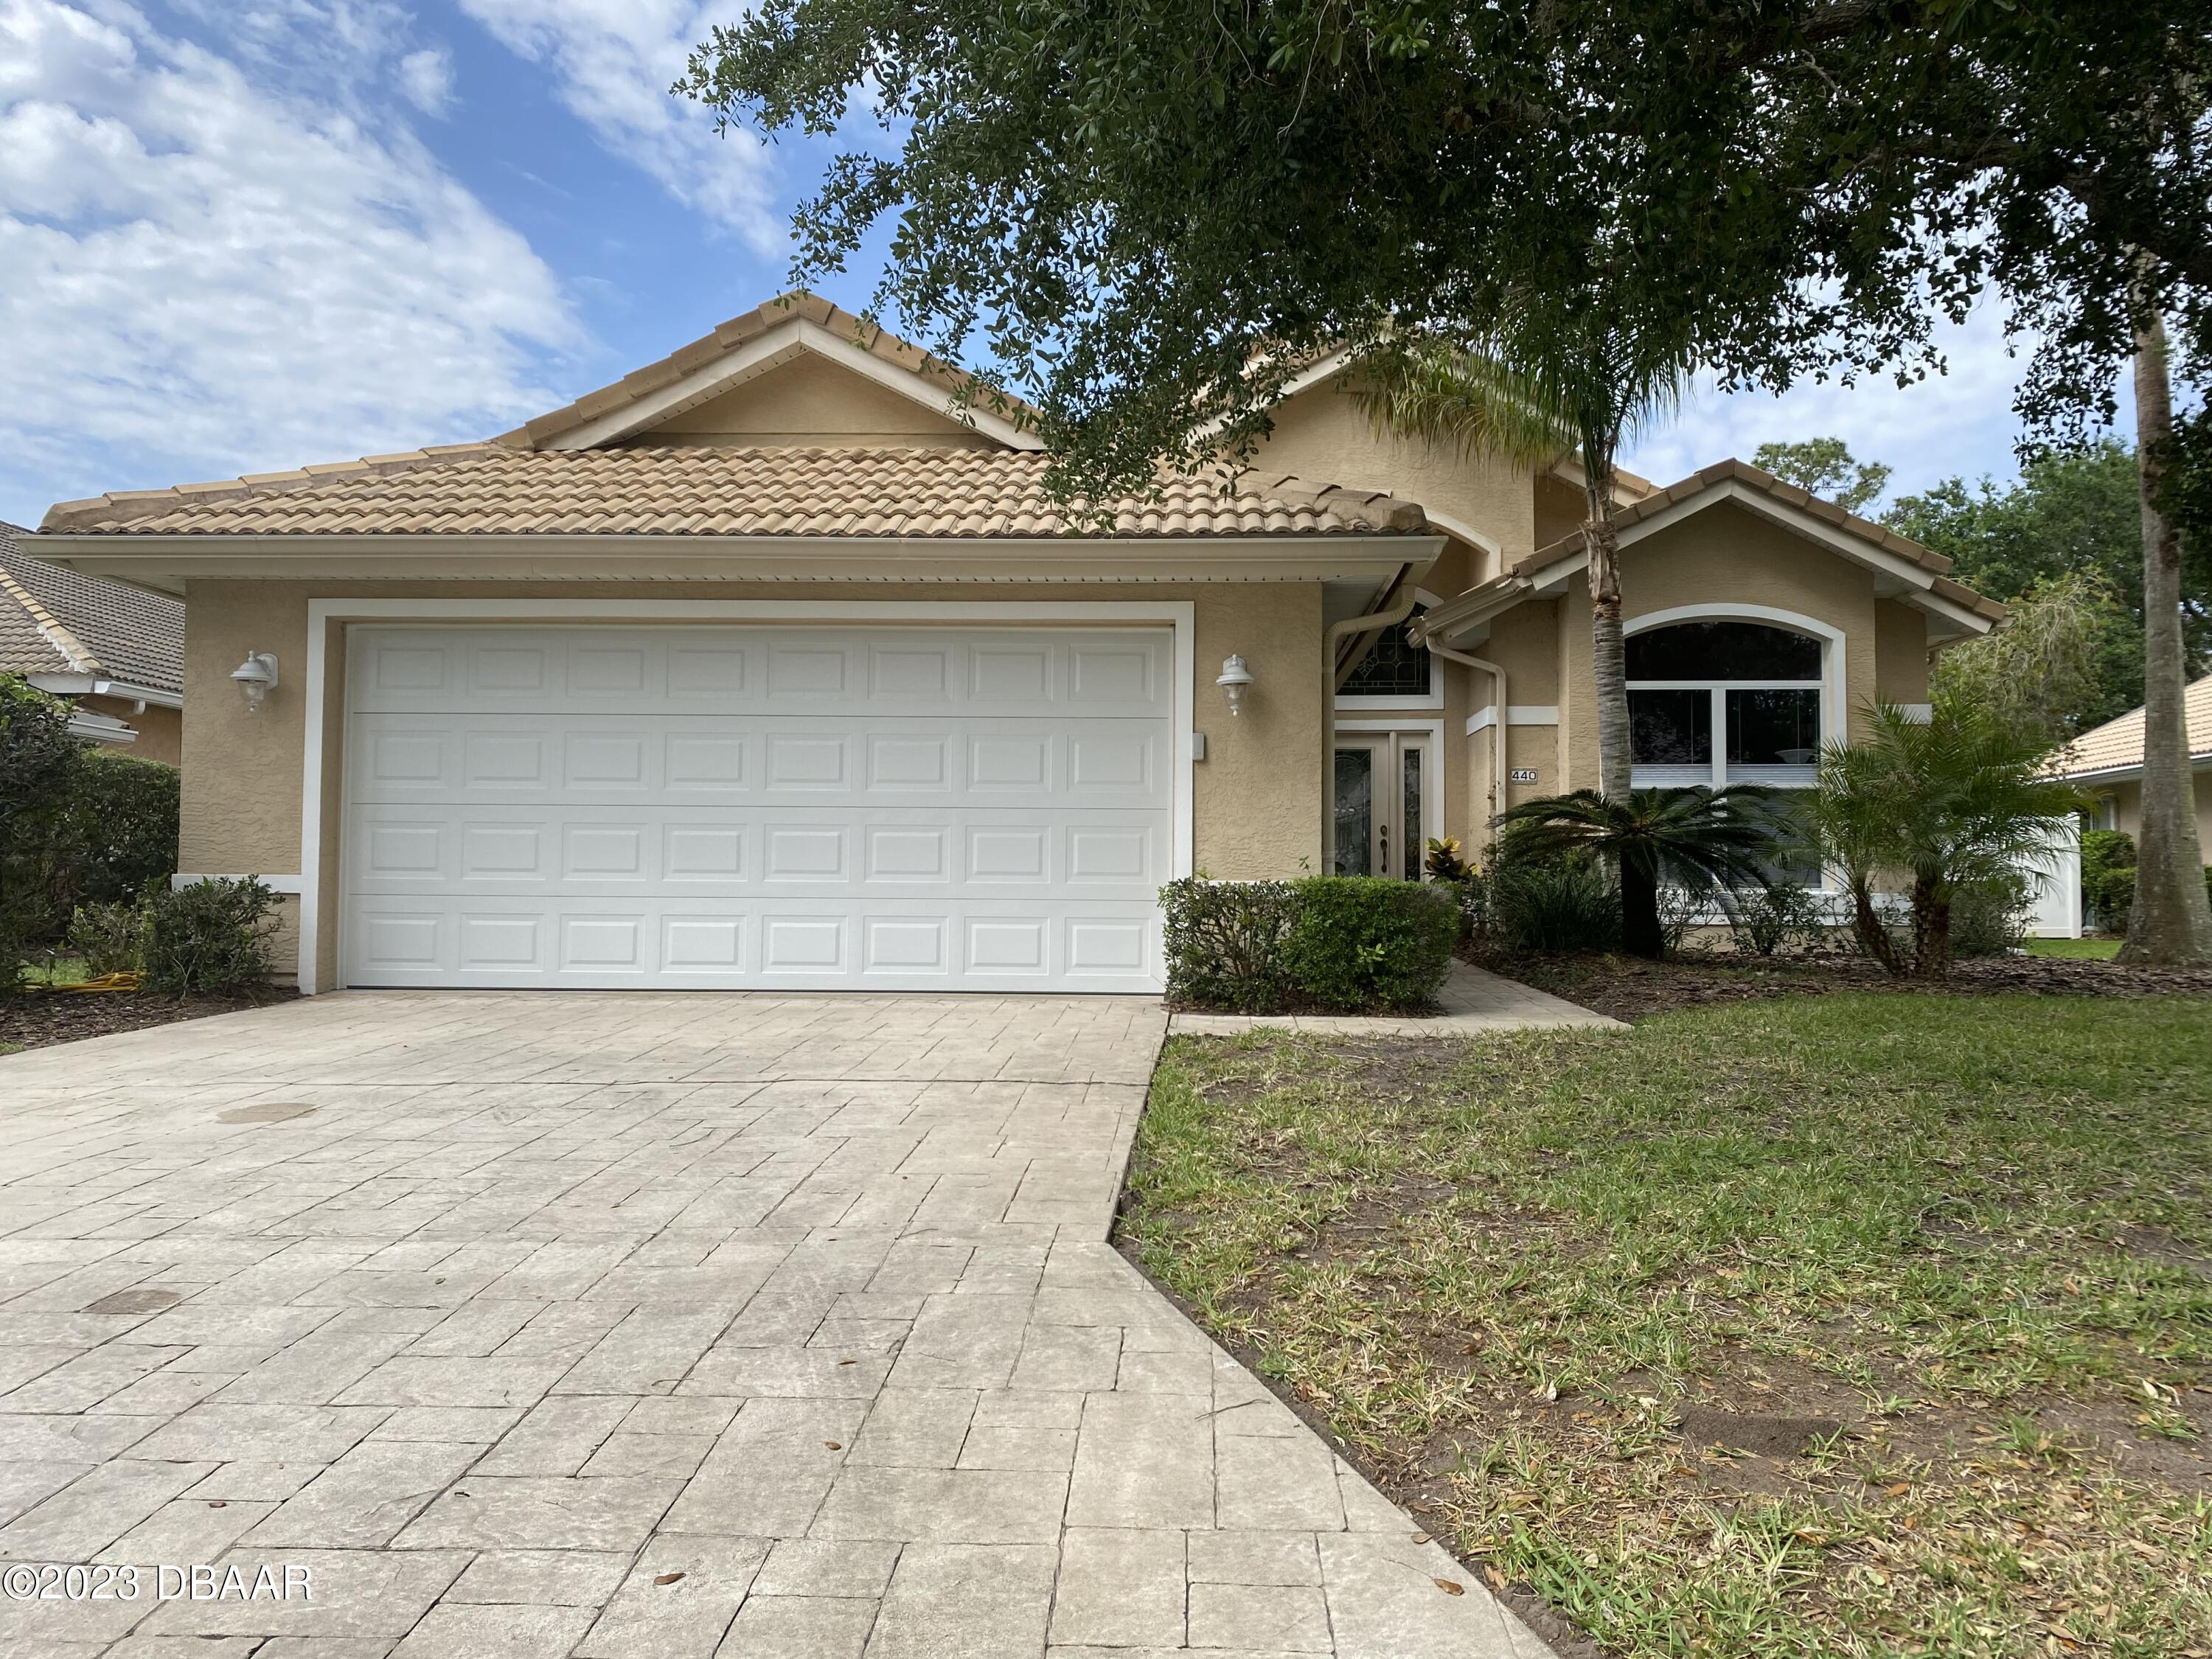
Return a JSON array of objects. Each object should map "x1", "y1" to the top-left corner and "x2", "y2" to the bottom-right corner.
[
  {"x1": 1624, "y1": 605, "x2": 1845, "y2": 787},
  {"x1": 298, "y1": 597, "x2": 1196, "y2": 995},
  {"x1": 1332, "y1": 718, "x2": 1444, "y2": 880}
]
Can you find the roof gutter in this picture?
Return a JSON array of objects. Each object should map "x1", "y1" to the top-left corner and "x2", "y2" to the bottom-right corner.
[{"x1": 25, "y1": 674, "x2": 183, "y2": 709}]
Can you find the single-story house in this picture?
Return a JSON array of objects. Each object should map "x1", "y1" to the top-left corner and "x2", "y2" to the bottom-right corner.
[
  {"x1": 1, "y1": 519, "x2": 184, "y2": 763},
  {"x1": 2059, "y1": 670, "x2": 2212, "y2": 850},
  {"x1": 29, "y1": 294, "x2": 2001, "y2": 994}
]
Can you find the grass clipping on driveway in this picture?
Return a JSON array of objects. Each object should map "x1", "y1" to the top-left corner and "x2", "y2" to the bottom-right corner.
[{"x1": 1120, "y1": 995, "x2": 2212, "y2": 1658}]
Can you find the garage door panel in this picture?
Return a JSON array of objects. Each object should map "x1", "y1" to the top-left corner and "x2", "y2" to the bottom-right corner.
[
  {"x1": 351, "y1": 714, "x2": 1168, "y2": 810},
  {"x1": 348, "y1": 804, "x2": 1164, "y2": 898},
  {"x1": 349, "y1": 626, "x2": 1169, "y2": 718},
  {"x1": 347, "y1": 894, "x2": 1161, "y2": 990},
  {"x1": 343, "y1": 624, "x2": 1173, "y2": 991}
]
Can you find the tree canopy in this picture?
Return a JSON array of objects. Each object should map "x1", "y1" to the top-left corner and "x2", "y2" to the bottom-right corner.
[
  {"x1": 1887, "y1": 442, "x2": 2211, "y2": 731},
  {"x1": 686, "y1": 1, "x2": 2212, "y2": 491},
  {"x1": 1752, "y1": 439, "x2": 1891, "y2": 515}
]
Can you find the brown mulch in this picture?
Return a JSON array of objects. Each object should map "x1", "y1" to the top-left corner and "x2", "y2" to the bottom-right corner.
[
  {"x1": 0, "y1": 988, "x2": 296, "y2": 1054},
  {"x1": 1470, "y1": 946, "x2": 2212, "y2": 1023}
]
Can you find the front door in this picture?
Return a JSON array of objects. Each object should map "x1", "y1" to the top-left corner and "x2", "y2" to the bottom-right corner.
[{"x1": 1332, "y1": 731, "x2": 1430, "y2": 880}]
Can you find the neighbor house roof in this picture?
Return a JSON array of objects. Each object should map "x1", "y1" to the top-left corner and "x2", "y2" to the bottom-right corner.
[
  {"x1": 0, "y1": 521, "x2": 184, "y2": 695},
  {"x1": 42, "y1": 448, "x2": 1429, "y2": 540},
  {"x1": 2055, "y1": 672, "x2": 2212, "y2": 781}
]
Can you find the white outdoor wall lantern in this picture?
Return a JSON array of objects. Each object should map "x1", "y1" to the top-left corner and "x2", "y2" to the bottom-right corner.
[
  {"x1": 230, "y1": 652, "x2": 279, "y2": 714},
  {"x1": 1214, "y1": 653, "x2": 1254, "y2": 716}
]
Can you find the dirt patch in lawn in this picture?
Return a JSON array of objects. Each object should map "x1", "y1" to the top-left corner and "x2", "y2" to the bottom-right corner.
[
  {"x1": 0, "y1": 987, "x2": 296, "y2": 1054},
  {"x1": 1475, "y1": 945, "x2": 2212, "y2": 1023}
]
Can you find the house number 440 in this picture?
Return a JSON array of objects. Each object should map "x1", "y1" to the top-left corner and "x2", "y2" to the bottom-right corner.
[{"x1": 1509, "y1": 768, "x2": 1538, "y2": 784}]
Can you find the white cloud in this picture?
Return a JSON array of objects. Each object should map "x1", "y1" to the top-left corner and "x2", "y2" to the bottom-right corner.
[
  {"x1": 1624, "y1": 305, "x2": 2132, "y2": 507},
  {"x1": 396, "y1": 45, "x2": 453, "y2": 114},
  {"x1": 458, "y1": 0, "x2": 784, "y2": 253},
  {"x1": 0, "y1": 0, "x2": 580, "y2": 524}
]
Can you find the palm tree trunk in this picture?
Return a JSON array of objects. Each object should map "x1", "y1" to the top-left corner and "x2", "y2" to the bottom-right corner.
[
  {"x1": 1619, "y1": 855, "x2": 1663, "y2": 959},
  {"x1": 1909, "y1": 874, "x2": 1952, "y2": 981},
  {"x1": 1850, "y1": 876, "x2": 1904, "y2": 976},
  {"x1": 2118, "y1": 305, "x2": 2212, "y2": 966},
  {"x1": 1585, "y1": 481, "x2": 1632, "y2": 801}
]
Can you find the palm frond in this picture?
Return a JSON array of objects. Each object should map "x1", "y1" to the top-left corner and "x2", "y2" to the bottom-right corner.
[{"x1": 1347, "y1": 340, "x2": 1576, "y2": 467}]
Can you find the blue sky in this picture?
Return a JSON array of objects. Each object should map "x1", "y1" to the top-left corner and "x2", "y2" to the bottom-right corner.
[{"x1": 1, "y1": 0, "x2": 2128, "y2": 532}]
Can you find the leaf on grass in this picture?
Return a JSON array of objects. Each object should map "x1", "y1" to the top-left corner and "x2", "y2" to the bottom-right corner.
[
  {"x1": 654, "y1": 1572, "x2": 685, "y2": 1587},
  {"x1": 1435, "y1": 1578, "x2": 1464, "y2": 1596},
  {"x1": 1484, "y1": 1566, "x2": 1509, "y2": 1590}
]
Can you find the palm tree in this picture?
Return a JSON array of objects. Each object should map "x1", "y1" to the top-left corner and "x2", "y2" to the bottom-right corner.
[
  {"x1": 2121, "y1": 304, "x2": 2212, "y2": 964},
  {"x1": 1352, "y1": 305, "x2": 1696, "y2": 801},
  {"x1": 1799, "y1": 699, "x2": 2091, "y2": 980},
  {"x1": 1492, "y1": 786, "x2": 1783, "y2": 959}
]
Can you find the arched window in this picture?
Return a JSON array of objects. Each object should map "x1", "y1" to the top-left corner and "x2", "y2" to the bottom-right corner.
[{"x1": 1626, "y1": 619, "x2": 1824, "y2": 787}]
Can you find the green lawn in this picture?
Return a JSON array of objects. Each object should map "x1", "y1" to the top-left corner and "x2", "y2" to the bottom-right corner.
[
  {"x1": 2027, "y1": 936, "x2": 2124, "y2": 960},
  {"x1": 1121, "y1": 995, "x2": 2212, "y2": 1659}
]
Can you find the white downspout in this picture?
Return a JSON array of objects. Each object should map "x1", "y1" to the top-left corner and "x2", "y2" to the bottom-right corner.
[
  {"x1": 1422, "y1": 639, "x2": 1509, "y2": 861},
  {"x1": 1322, "y1": 588, "x2": 1418, "y2": 870}
]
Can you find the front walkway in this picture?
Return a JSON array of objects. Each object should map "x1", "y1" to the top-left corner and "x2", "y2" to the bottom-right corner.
[{"x1": 0, "y1": 992, "x2": 1551, "y2": 1658}]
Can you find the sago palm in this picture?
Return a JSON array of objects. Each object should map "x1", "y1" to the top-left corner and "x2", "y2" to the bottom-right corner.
[
  {"x1": 1800, "y1": 698, "x2": 2091, "y2": 979},
  {"x1": 1493, "y1": 785, "x2": 1782, "y2": 959},
  {"x1": 1352, "y1": 305, "x2": 1697, "y2": 801}
]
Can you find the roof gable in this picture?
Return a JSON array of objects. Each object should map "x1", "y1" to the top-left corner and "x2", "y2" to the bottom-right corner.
[
  {"x1": 1416, "y1": 457, "x2": 2004, "y2": 646},
  {"x1": 504, "y1": 293, "x2": 1042, "y2": 454}
]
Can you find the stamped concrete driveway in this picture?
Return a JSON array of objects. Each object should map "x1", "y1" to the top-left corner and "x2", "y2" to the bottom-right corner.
[{"x1": 0, "y1": 992, "x2": 1550, "y2": 1658}]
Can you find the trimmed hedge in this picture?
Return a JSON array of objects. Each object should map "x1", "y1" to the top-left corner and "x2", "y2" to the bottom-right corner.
[{"x1": 1161, "y1": 875, "x2": 1458, "y2": 1014}]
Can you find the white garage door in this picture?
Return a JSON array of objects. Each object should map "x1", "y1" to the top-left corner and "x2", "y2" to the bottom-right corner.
[{"x1": 341, "y1": 624, "x2": 1175, "y2": 991}]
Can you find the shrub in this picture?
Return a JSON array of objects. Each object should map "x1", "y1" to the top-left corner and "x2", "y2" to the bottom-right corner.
[
  {"x1": 1424, "y1": 836, "x2": 1473, "y2": 881},
  {"x1": 2079, "y1": 829, "x2": 2138, "y2": 932},
  {"x1": 1159, "y1": 876, "x2": 1458, "y2": 1014},
  {"x1": 142, "y1": 877, "x2": 279, "y2": 998},
  {"x1": 1281, "y1": 876, "x2": 1460, "y2": 1012},
  {"x1": 2080, "y1": 827, "x2": 2135, "y2": 882},
  {"x1": 1, "y1": 674, "x2": 83, "y2": 973},
  {"x1": 1726, "y1": 881, "x2": 1828, "y2": 956},
  {"x1": 65, "y1": 901, "x2": 147, "y2": 978},
  {"x1": 1160, "y1": 877, "x2": 1297, "y2": 1011},
  {"x1": 1487, "y1": 860, "x2": 1621, "y2": 954},
  {"x1": 1950, "y1": 872, "x2": 2034, "y2": 958},
  {"x1": 2085, "y1": 863, "x2": 2212, "y2": 933},
  {"x1": 53, "y1": 751, "x2": 180, "y2": 910}
]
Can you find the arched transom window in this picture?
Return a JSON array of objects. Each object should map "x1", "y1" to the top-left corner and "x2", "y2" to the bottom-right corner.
[{"x1": 1627, "y1": 619, "x2": 1824, "y2": 787}]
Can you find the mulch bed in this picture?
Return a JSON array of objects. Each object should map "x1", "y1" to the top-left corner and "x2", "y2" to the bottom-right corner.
[
  {"x1": 0, "y1": 988, "x2": 296, "y2": 1054},
  {"x1": 1472, "y1": 945, "x2": 2212, "y2": 1023}
]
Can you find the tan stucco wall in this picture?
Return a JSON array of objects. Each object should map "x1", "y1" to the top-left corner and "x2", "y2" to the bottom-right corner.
[
  {"x1": 183, "y1": 579, "x2": 1328, "y2": 987},
  {"x1": 1251, "y1": 381, "x2": 1537, "y2": 582},
  {"x1": 2100, "y1": 773, "x2": 2212, "y2": 858},
  {"x1": 634, "y1": 354, "x2": 997, "y2": 450},
  {"x1": 1874, "y1": 599, "x2": 1932, "y2": 705},
  {"x1": 80, "y1": 693, "x2": 181, "y2": 766},
  {"x1": 182, "y1": 581, "x2": 314, "y2": 969},
  {"x1": 1532, "y1": 474, "x2": 1587, "y2": 559}
]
